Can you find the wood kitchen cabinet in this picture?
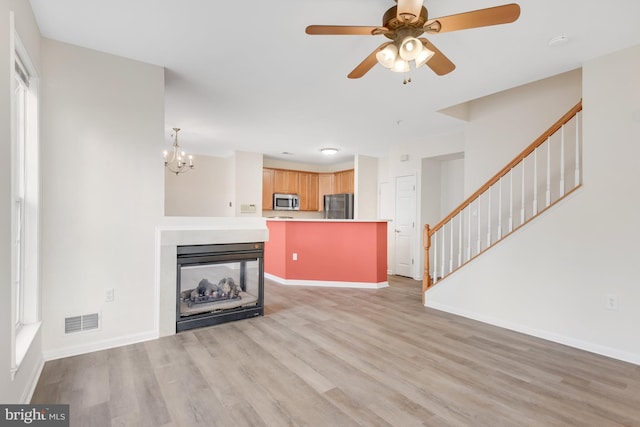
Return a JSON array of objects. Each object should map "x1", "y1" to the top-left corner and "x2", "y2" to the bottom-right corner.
[
  {"x1": 299, "y1": 172, "x2": 319, "y2": 211},
  {"x1": 334, "y1": 169, "x2": 354, "y2": 194},
  {"x1": 318, "y1": 173, "x2": 334, "y2": 211},
  {"x1": 263, "y1": 167, "x2": 354, "y2": 212},
  {"x1": 262, "y1": 168, "x2": 274, "y2": 210},
  {"x1": 273, "y1": 169, "x2": 299, "y2": 194}
]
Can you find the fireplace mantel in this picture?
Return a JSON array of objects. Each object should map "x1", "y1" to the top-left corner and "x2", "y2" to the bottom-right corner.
[{"x1": 155, "y1": 217, "x2": 268, "y2": 336}]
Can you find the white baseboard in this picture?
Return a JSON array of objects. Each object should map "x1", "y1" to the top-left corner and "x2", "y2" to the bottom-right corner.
[
  {"x1": 425, "y1": 300, "x2": 640, "y2": 366},
  {"x1": 43, "y1": 330, "x2": 159, "y2": 361},
  {"x1": 21, "y1": 357, "x2": 45, "y2": 404},
  {"x1": 266, "y1": 273, "x2": 388, "y2": 289}
]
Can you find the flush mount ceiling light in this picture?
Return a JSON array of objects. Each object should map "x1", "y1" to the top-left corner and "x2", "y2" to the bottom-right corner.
[
  {"x1": 305, "y1": 1, "x2": 521, "y2": 81},
  {"x1": 163, "y1": 128, "x2": 194, "y2": 175},
  {"x1": 321, "y1": 148, "x2": 339, "y2": 156}
]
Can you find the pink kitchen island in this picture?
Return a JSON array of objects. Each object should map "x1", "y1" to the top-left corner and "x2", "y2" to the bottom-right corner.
[{"x1": 265, "y1": 219, "x2": 388, "y2": 288}]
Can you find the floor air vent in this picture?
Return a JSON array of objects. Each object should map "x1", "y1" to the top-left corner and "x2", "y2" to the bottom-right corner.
[{"x1": 65, "y1": 313, "x2": 100, "y2": 334}]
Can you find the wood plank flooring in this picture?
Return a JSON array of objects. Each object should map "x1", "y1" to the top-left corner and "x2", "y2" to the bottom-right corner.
[{"x1": 32, "y1": 276, "x2": 640, "y2": 426}]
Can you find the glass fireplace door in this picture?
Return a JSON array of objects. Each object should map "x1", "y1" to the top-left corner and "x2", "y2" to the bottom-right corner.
[{"x1": 176, "y1": 243, "x2": 264, "y2": 332}]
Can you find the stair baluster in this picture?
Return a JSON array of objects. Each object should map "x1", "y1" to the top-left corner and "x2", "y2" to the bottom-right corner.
[{"x1": 423, "y1": 101, "x2": 583, "y2": 301}]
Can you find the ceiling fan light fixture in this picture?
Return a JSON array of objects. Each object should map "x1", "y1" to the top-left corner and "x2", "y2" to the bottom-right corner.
[
  {"x1": 414, "y1": 43, "x2": 435, "y2": 68},
  {"x1": 376, "y1": 44, "x2": 398, "y2": 69},
  {"x1": 391, "y1": 57, "x2": 410, "y2": 73},
  {"x1": 399, "y1": 36, "x2": 423, "y2": 61}
]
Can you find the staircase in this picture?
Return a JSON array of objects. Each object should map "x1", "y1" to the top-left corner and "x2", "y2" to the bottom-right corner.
[{"x1": 422, "y1": 100, "x2": 583, "y2": 304}]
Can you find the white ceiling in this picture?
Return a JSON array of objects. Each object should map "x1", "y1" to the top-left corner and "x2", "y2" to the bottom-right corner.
[{"x1": 29, "y1": 0, "x2": 640, "y2": 165}]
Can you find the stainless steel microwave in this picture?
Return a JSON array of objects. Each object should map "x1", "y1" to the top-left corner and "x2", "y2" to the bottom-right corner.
[{"x1": 273, "y1": 193, "x2": 300, "y2": 210}]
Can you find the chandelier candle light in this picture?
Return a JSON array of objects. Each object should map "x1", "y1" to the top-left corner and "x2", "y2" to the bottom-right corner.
[{"x1": 163, "y1": 127, "x2": 194, "y2": 175}]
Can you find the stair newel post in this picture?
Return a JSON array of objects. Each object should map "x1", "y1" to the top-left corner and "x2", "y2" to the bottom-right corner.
[{"x1": 422, "y1": 224, "x2": 432, "y2": 305}]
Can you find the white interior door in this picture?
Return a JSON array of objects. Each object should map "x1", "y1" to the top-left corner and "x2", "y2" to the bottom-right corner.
[{"x1": 395, "y1": 175, "x2": 416, "y2": 277}]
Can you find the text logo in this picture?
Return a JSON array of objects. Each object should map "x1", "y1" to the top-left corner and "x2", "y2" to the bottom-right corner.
[{"x1": 0, "y1": 405, "x2": 69, "y2": 426}]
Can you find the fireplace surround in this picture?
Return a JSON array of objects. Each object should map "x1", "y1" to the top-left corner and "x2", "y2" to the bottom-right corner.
[
  {"x1": 176, "y1": 242, "x2": 264, "y2": 332},
  {"x1": 156, "y1": 219, "x2": 269, "y2": 337}
]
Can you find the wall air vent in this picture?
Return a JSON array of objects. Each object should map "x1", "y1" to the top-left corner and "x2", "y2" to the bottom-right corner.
[{"x1": 64, "y1": 313, "x2": 100, "y2": 334}]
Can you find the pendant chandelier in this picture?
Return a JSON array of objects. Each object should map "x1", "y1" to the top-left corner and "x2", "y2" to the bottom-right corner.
[{"x1": 163, "y1": 128, "x2": 194, "y2": 175}]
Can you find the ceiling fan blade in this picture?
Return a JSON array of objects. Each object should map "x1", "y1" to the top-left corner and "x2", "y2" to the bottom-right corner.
[
  {"x1": 306, "y1": 25, "x2": 382, "y2": 36},
  {"x1": 424, "y1": 3, "x2": 520, "y2": 34},
  {"x1": 348, "y1": 43, "x2": 389, "y2": 79},
  {"x1": 396, "y1": 0, "x2": 423, "y2": 22},
  {"x1": 419, "y1": 38, "x2": 455, "y2": 76}
]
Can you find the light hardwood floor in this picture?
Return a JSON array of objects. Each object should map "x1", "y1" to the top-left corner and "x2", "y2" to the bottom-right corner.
[{"x1": 32, "y1": 276, "x2": 640, "y2": 426}]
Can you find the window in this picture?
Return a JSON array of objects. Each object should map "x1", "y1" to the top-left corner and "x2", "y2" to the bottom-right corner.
[
  {"x1": 13, "y1": 55, "x2": 27, "y2": 330},
  {"x1": 11, "y1": 31, "x2": 40, "y2": 377}
]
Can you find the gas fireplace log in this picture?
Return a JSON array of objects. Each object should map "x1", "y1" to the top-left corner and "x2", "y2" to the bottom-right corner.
[{"x1": 182, "y1": 277, "x2": 242, "y2": 306}]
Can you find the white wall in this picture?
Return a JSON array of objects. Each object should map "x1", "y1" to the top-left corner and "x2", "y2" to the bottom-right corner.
[
  {"x1": 233, "y1": 150, "x2": 263, "y2": 216},
  {"x1": 426, "y1": 45, "x2": 640, "y2": 364},
  {"x1": 40, "y1": 39, "x2": 165, "y2": 359},
  {"x1": 354, "y1": 154, "x2": 378, "y2": 220},
  {"x1": 420, "y1": 158, "x2": 441, "y2": 229},
  {"x1": 440, "y1": 156, "x2": 464, "y2": 217},
  {"x1": 0, "y1": 0, "x2": 43, "y2": 404},
  {"x1": 165, "y1": 154, "x2": 232, "y2": 216},
  {"x1": 263, "y1": 158, "x2": 354, "y2": 172},
  {"x1": 381, "y1": 131, "x2": 465, "y2": 278},
  {"x1": 464, "y1": 69, "x2": 582, "y2": 194}
]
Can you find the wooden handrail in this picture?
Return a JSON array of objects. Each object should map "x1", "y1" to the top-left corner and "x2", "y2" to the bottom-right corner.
[
  {"x1": 428, "y1": 100, "x2": 582, "y2": 236},
  {"x1": 422, "y1": 100, "x2": 583, "y2": 301}
]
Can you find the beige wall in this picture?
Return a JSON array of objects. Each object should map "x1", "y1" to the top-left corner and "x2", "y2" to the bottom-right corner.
[
  {"x1": 263, "y1": 158, "x2": 354, "y2": 172},
  {"x1": 354, "y1": 155, "x2": 378, "y2": 220},
  {"x1": 464, "y1": 69, "x2": 582, "y2": 195},
  {"x1": 233, "y1": 150, "x2": 263, "y2": 216},
  {"x1": 164, "y1": 154, "x2": 232, "y2": 216},
  {"x1": 40, "y1": 39, "x2": 165, "y2": 359},
  {"x1": 426, "y1": 46, "x2": 640, "y2": 364},
  {"x1": 164, "y1": 150, "x2": 263, "y2": 217}
]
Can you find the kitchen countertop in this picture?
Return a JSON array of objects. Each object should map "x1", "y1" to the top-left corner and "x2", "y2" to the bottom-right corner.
[{"x1": 265, "y1": 217, "x2": 390, "y2": 222}]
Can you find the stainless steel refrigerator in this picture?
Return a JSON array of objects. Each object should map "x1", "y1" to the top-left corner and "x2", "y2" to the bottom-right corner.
[{"x1": 323, "y1": 193, "x2": 354, "y2": 219}]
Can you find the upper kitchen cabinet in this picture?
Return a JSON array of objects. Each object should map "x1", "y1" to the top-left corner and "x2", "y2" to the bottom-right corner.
[
  {"x1": 263, "y1": 167, "x2": 354, "y2": 212},
  {"x1": 273, "y1": 169, "x2": 299, "y2": 194},
  {"x1": 318, "y1": 173, "x2": 333, "y2": 211},
  {"x1": 334, "y1": 169, "x2": 354, "y2": 194},
  {"x1": 299, "y1": 172, "x2": 319, "y2": 211},
  {"x1": 262, "y1": 168, "x2": 274, "y2": 210}
]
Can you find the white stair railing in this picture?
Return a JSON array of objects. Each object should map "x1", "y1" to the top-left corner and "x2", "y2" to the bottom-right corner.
[{"x1": 422, "y1": 101, "x2": 582, "y2": 303}]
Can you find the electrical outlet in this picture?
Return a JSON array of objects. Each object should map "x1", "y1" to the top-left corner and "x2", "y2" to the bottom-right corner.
[
  {"x1": 105, "y1": 288, "x2": 115, "y2": 303},
  {"x1": 292, "y1": 253, "x2": 298, "y2": 261},
  {"x1": 606, "y1": 294, "x2": 618, "y2": 310}
]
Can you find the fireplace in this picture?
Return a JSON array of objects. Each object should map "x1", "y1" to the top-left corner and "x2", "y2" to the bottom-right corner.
[{"x1": 176, "y1": 242, "x2": 264, "y2": 332}]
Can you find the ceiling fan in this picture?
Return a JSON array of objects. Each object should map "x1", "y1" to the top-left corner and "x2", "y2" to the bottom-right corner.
[{"x1": 305, "y1": 0, "x2": 520, "y2": 79}]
